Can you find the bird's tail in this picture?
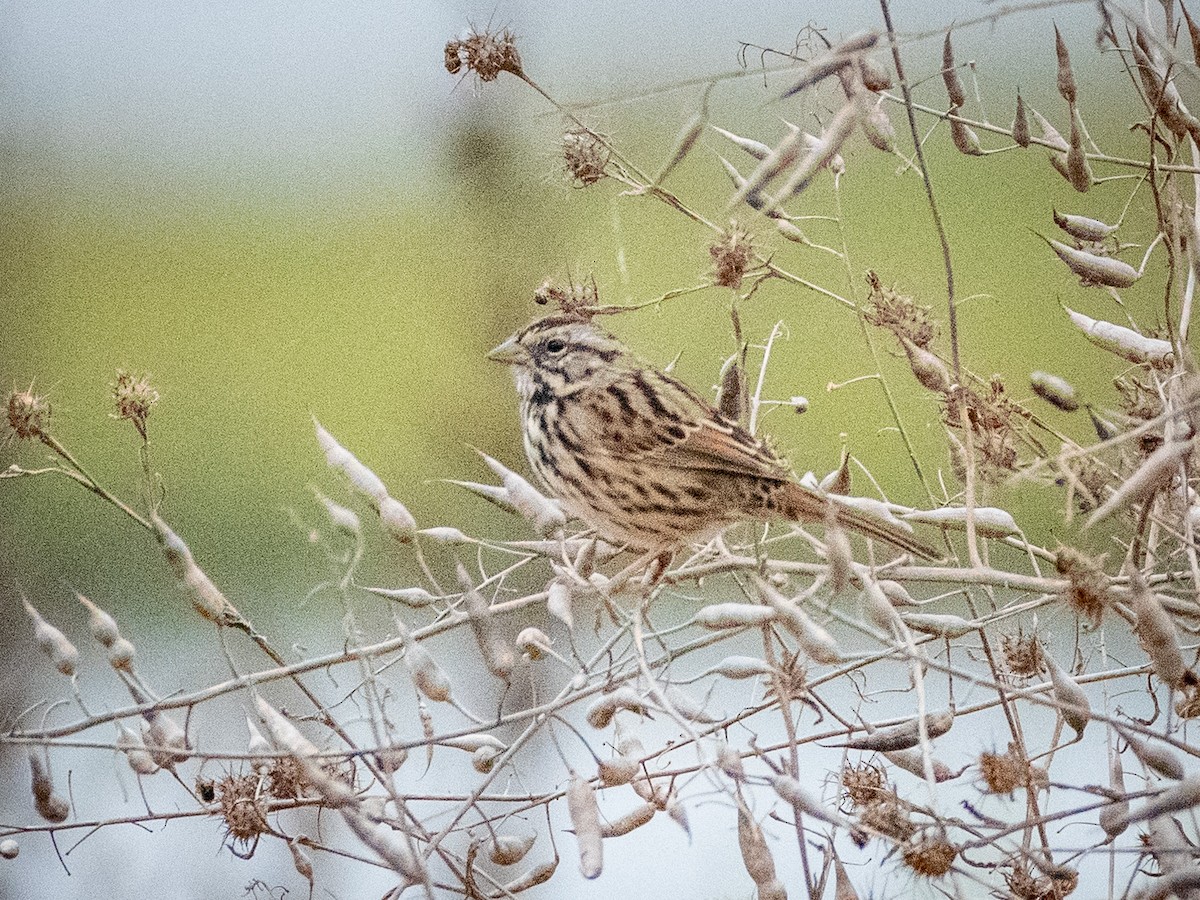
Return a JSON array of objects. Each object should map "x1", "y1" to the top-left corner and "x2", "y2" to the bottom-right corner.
[{"x1": 777, "y1": 480, "x2": 939, "y2": 561}]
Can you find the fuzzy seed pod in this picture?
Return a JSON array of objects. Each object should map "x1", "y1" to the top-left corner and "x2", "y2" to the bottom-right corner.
[
  {"x1": 1044, "y1": 653, "x2": 1090, "y2": 737},
  {"x1": 313, "y1": 418, "x2": 388, "y2": 502},
  {"x1": 709, "y1": 124, "x2": 771, "y2": 161},
  {"x1": 1130, "y1": 572, "x2": 1190, "y2": 690},
  {"x1": 515, "y1": 627, "x2": 552, "y2": 660},
  {"x1": 824, "y1": 520, "x2": 853, "y2": 595},
  {"x1": 771, "y1": 774, "x2": 847, "y2": 827},
  {"x1": 105, "y1": 637, "x2": 136, "y2": 671},
  {"x1": 717, "y1": 358, "x2": 745, "y2": 422},
  {"x1": 662, "y1": 685, "x2": 721, "y2": 723},
  {"x1": 545, "y1": 579, "x2": 574, "y2": 630},
  {"x1": 499, "y1": 859, "x2": 558, "y2": 895},
  {"x1": 1012, "y1": 92, "x2": 1030, "y2": 147},
  {"x1": 727, "y1": 128, "x2": 805, "y2": 209},
  {"x1": 490, "y1": 834, "x2": 535, "y2": 866},
  {"x1": 768, "y1": 104, "x2": 859, "y2": 206},
  {"x1": 116, "y1": 721, "x2": 159, "y2": 776},
  {"x1": 883, "y1": 748, "x2": 958, "y2": 782},
  {"x1": 1086, "y1": 439, "x2": 1191, "y2": 529},
  {"x1": 442, "y1": 733, "x2": 506, "y2": 754},
  {"x1": 419, "y1": 526, "x2": 472, "y2": 545},
  {"x1": 585, "y1": 687, "x2": 649, "y2": 729},
  {"x1": 1185, "y1": 4, "x2": 1200, "y2": 66},
  {"x1": 1030, "y1": 107, "x2": 1069, "y2": 151},
  {"x1": 899, "y1": 612, "x2": 975, "y2": 639},
  {"x1": 898, "y1": 335, "x2": 952, "y2": 394},
  {"x1": 23, "y1": 597, "x2": 79, "y2": 677},
  {"x1": 363, "y1": 585, "x2": 439, "y2": 607},
  {"x1": 599, "y1": 802, "x2": 656, "y2": 838},
  {"x1": 472, "y1": 745, "x2": 501, "y2": 773},
  {"x1": 714, "y1": 742, "x2": 746, "y2": 781},
  {"x1": 1053, "y1": 210, "x2": 1117, "y2": 242},
  {"x1": 1124, "y1": 730, "x2": 1186, "y2": 780},
  {"x1": 313, "y1": 489, "x2": 361, "y2": 538},
  {"x1": 1110, "y1": 775, "x2": 1200, "y2": 832},
  {"x1": 566, "y1": 775, "x2": 603, "y2": 879},
  {"x1": 737, "y1": 802, "x2": 780, "y2": 889},
  {"x1": 839, "y1": 710, "x2": 955, "y2": 752},
  {"x1": 695, "y1": 602, "x2": 777, "y2": 630},
  {"x1": 0, "y1": 840, "x2": 17, "y2": 860},
  {"x1": 1098, "y1": 755, "x2": 1129, "y2": 839},
  {"x1": 29, "y1": 754, "x2": 69, "y2": 823},
  {"x1": 1088, "y1": 408, "x2": 1120, "y2": 442},
  {"x1": 711, "y1": 655, "x2": 775, "y2": 680},
  {"x1": 598, "y1": 754, "x2": 640, "y2": 786},
  {"x1": 1065, "y1": 107, "x2": 1091, "y2": 192},
  {"x1": 821, "y1": 451, "x2": 852, "y2": 495},
  {"x1": 146, "y1": 709, "x2": 190, "y2": 766},
  {"x1": 756, "y1": 580, "x2": 841, "y2": 664},
  {"x1": 950, "y1": 113, "x2": 984, "y2": 156},
  {"x1": 75, "y1": 592, "x2": 120, "y2": 647},
  {"x1": 942, "y1": 32, "x2": 966, "y2": 108},
  {"x1": 1044, "y1": 239, "x2": 1139, "y2": 289},
  {"x1": 458, "y1": 564, "x2": 515, "y2": 680},
  {"x1": 245, "y1": 717, "x2": 272, "y2": 768},
  {"x1": 477, "y1": 449, "x2": 566, "y2": 536},
  {"x1": 406, "y1": 639, "x2": 453, "y2": 703},
  {"x1": 859, "y1": 56, "x2": 892, "y2": 91},
  {"x1": 152, "y1": 515, "x2": 235, "y2": 623},
  {"x1": 1030, "y1": 371, "x2": 1080, "y2": 411},
  {"x1": 902, "y1": 506, "x2": 1019, "y2": 538},
  {"x1": 862, "y1": 100, "x2": 897, "y2": 152},
  {"x1": 1065, "y1": 307, "x2": 1170, "y2": 368},
  {"x1": 1054, "y1": 27, "x2": 1077, "y2": 104},
  {"x1": 378, "y1": 496, "x2": 417, "y2": 543},
  {"x1": 878, "y1": 579, "x2": 918, "y2": 607},
  {"x1": 289, "y1": 838, "x2": 314, "y2": 884}
]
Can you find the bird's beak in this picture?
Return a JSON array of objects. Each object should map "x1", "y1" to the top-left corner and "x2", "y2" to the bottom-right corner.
[{"x1": 486, "y1": 336, "x2": 525, "y2": 365}]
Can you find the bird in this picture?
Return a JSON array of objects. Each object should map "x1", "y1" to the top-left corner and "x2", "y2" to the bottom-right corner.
[{"x1": 487, "y1": 313, "x2": 936, "y2": 561}]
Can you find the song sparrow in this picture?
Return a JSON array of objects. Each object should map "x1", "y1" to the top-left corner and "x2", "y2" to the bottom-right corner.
[{"x1": 488, "y1": 313, "x2": 936, "y2": 560}]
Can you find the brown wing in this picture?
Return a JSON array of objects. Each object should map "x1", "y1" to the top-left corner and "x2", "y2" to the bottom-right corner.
[{"x1": 559, "y1": 366, "x2": 793, "y2": 481}]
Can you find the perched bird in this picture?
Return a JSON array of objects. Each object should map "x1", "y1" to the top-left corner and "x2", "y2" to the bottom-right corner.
[{"x1": 488, "y1": 313, "x2": 936, "y2": 560}]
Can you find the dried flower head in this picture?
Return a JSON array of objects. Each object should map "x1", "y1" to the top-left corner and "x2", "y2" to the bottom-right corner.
[
  {"x1": 979, "y1": 742, "x2": 1048, "y2": 795},
  {"x1": 944, "y1": 377, "x2": 1023, "y2": 481},
  {"x1": 534, "y1": 275, "x2": 600, "y2": 313},
  {"x1": 842, "y1": 762, "x2": 889, "y2": 807},
  {"x1": 762, "y1": 648, "x2": 808, "y2": 702},
  {"x1": 5, "y1": 386, "x2": 50, "y2": 442},
  {"x1": 111, "y1": 370, "x2": 159, "y2": 439},
  {"x1": 444, "y1": 27, "x2": 523, "y2": 83},
  {"x1": 864, "y1": 271, "x2": 936, "y2": 348},
  {"x1": 217, "y1": 773, "x2": 269, "y2": 848},
  {"x1": 1001, "y1": 630, "x2": 1043, "y2": 679},
  {"x1": 1055, "y1": 547, "x2": 1110, "y2": 626},
  {"x1": 562, "y1": 127, "x2": 611, "y2": 187},
  {"x1": 267, "y1": 755, "x2": 306, "y2": 800},
  {"x1": 1006, "y1": 865, "x2": 1078, "y2": 900},
  {"x1": 709, "y1": 223, "x2": 754, "y2": 290},
  {"x1": 902, "y1": 831, "x2": 957, "y2": 877}
]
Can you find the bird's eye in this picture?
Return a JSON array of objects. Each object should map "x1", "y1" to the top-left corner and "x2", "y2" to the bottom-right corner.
[{"x1": 545, "y1": 338, "x2": 567, "y2": 354}]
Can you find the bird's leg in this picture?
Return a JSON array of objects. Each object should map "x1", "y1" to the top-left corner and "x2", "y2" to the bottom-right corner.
[
  {"x1": 604, "y1": 549, "x2": 668, "y2": 597},
  {"x1": 643, "y1": 550, "x2": 675, "y2": 589}
]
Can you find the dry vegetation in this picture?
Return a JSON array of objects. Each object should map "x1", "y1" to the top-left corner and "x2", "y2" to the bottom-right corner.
[{"x1": 8, "y1": 1, "x2": 1200, "y2": 898}]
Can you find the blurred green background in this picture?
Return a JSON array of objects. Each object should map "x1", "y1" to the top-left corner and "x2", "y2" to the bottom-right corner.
[{"x1": 0, "y1": 1, "x2": 1177, "y2": 895}]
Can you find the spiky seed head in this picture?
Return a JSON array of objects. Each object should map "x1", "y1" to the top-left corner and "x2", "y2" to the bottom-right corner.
[
  {"x1": 445, "y1": 28, "x2": 523, "y2": 82},
  {"x1": 5, "y1": 387, "x2": 50, "y2": 441},
  {"x1": 709, "y1": 223, "x2": 754, "y2": 289},
  {"x1": 217, "y1": 773, "x2": 269, "y2": 845},
  {"x1": 110, "y1": 370, "x2": 158, "y2": 438}
]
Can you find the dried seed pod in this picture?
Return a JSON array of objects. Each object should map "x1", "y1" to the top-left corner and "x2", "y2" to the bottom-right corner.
[
  {"x1": 756, "y1": 579, "x2": 841, "y2": 663},
  {"x1": 710, "y1": 655, "x2": 775, "y2": 680},
  {"x1": 824, "y1": 519, "x2": 853, "y2": 595},
  {"x1": 1044, "y1": 653, "x2": 1090, "y2": 737},
  {"x1": 362, "y1": 585, "x2": 439, "y2": 608},
  {"x1": 1065, "y1": 307, "x2": 1170, "y2": 367},
  {"x1": 1098, "y1": 755, "x2": 1129, "y2": 839},
  {"x1": 75, "y1": 591, "x2": 119, "y2": 648},
  {"x1": 883, "y1": 748, "x2": 959, "y2": 782},
  {"x1": 0, "y1": 839, "x2": 17, "y2": 860},
  {"x1": 942, "y1": 31, "x2": 967, "y2": 108},
  {"x1": 859, "y1": 56, "x2": 892, "y2": 91},
  {"x1": 709, "y1": 124, "x2": 771, "y2": 161},
  {"x1": 1043, "y1": 238, "x2": 1140, "y2": 289},
  {"x1": 1030, "y1": 107, "x2": 1070, "y2": 151},
  {"x1": 490, "y1": 834, "x2": 536, "y2": 866},
  {"x1": 1088, "y1": 408, "x2": 1120, "y2": 442},
  {"x1": 1030, "y1": 371, "x2": 1080, "y2": 411},
  {"x1": 1053, "y1": 210, "x2": 1117, "y2": 242},
  {"x1": 838, "y1": 710, "x2": 955, "y2": 751},
  {"x1": 312, "y1": 488, "x2": 361, "y2": 538},
  {"x1": 820, "y1": 451, "x2": 852, "y2": 495},
  {"x1": 771, "y1": 774, "x2": 848, "y2": 827},
  {"x1": 441, "y1": 733, "x2": 507, "y2": 754},
  {"x1": 1065, "y1": 106, "x2": 1092, "y2": 192},
  {"x1": 476, "y1": 449, "x2": 566, "y2": 536},
  {"x1": 1085, "y1": 439, "x2": 1191, "y2": 529},
  {"x1": 29, "y1": 754, "x2": 69, "y2": 823},
  {"x1": 599, "y1": 802, "x2": 656, "y2": 838},
  {"x1": 727, "y1": 128, "x2": 805, "y2": 209},
  {"x1": 714, "y1": 742, "x2": 746, "y2": 781},
  {"x1": 1146, "y1": 816, "x2": 1195, "y2": 886},
  {"x1": 289, "y1": 838, "x2": 314, "y2": 885},
  {"x1": 397, "y1": 622, "x2": 452, "y2": 702},
  {"x1": 717, "y1": 358, "x2": 745, "y2": 422},
  {"x1": 419, "y1": 526, "x2": 472, "y2": 545},
  {"x1": 586, "y1": 687, "x2": 649, "y2": 729},
  {"x1": 378, "y1": 496, "x2": 417, "y2": 543},
  {"x1": 862, "y1": 577, "x2": 903, "y2": 635},
  {"x1": 498, "y1": 858, "x2": 558, "y2": 895},
  {"x1": 768, "y1": 103, "x2": 860, "y2": 206},
  {"x1": 566, "y1": 775, "x2": 603, "y2": 879},
  {"x1": 878, "y1": 579, "x2": 918, "y2": 607},
  {"x1": 902, "y1": 506, "x2": 1019, "y2": 538},
  {"x1": 1012, "y1": 91, "x2": 1030, "y2": 147},
  {"x1": 116, "y1": 721, "x2": 159, "y2": 776},
  {"x1": 1185, "y1": 3, "x2": 1200, "y2": 66},
  {"x1": 898, "y1": 335, "x2": 952, "y2": 393},
  {"x1": 22, "y1": 597, "x2": 78, "y2": 676},
  {"x1": 472, "y1": 745, "x2": 501, "y2": 773},
  {"x1": 1109, "y1": 775, "x2": 1200, "y2": 831},
  {"x1": 313, "y1": 417, "x2": 388, "y2": 503},
  {"x1": 515, "y1": 627, "x2": 552, "y2": 660},
  {"x1": 246, "y1": 717, "x2": 272, "y2": 768},
  {"x1": 458, "y1": 563, "x2": 515, "y2": 680},
  {"x1": 1054, "y1": 26, "x2": 1077, "y2": 103},
  {"x1": 146, "y1": 709, "x2": 190, "y2": 766},
  {"x1": 662, "y1": 685, "x2": 721, "y2": 723},
  {"x1": 598, "y1": 754, "x2": 640, "y2": 786},
  {"x1": 1130, "y1": 571, "x2": 1190, "y2": 689},
  {"x1": 899, "y1": 612, "x2": 975, "y2": 639},
  {"x1": 950, "y1": 113, "x2": 984, "y2": 156},
  {"x1": 737, "y1": 802, "x2": 780, "y2": 890},
  {"x1": 695, "y1": 602, "x2": 777, "y2": 630},
  {"x1": 546, "y1": 578, "x2": 574, "y2": 629},
  {"x1": 862, "y1": 99, "x2": 896, "y2": 152},
  {"x1": 105, "y1": 637, "x2": 135, "y2": 671},
  {"x1": 1124, "y1": 730, "x2": 1186, "y2": 780},
  {"x1": 152, "y1": 515, "x2": 236, "y2": 623}
]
